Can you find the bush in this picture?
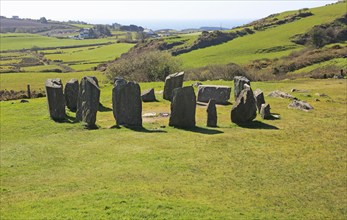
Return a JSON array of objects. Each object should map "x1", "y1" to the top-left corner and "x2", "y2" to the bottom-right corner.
[
  {"x1": 185, "y1": 63, "x2": 248, "y2": 81},
  {"x1": 105, "y1": 51, "x2": 182, "y2": 82}
]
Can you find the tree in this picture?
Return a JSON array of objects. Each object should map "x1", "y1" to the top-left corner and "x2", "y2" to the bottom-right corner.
[{"x1": 39, "y1": 17, "x2": 47, "y2": 24}]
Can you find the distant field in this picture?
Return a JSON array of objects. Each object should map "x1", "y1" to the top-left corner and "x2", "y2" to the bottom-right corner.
[
  {"x1": 44, "y1": 43, "x2": 134, "y2": 64},
  {"x1": 0, "y1": 33, "x2": 117, "y2": 51},
  {"x1": 178, "y1": 3, "x2": 346, "y2": 68},
  {"x1": 0, "y1": 71, "x2": 106, "y2": 91}
]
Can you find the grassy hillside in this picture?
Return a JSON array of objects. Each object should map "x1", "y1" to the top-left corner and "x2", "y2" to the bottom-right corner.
[
  {"x1": 178, "y1": 2, "x2": 346, "y2": 68},
  {"x1": 1, "y1": 76, "x2": 346, "y2": 219}
]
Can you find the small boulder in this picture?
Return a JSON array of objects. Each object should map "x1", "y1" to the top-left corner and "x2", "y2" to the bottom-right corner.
[
  {"x1": 141, "y1": 88, "x2": 156, "y2": 102},
  {"x1": 234, "y1": 76, "x2": 250, "y2": 100},
  {"x1": 112, "y1": 78, "x2": 142, "y2": 127},
  {"x1": 260, "y1": 103, "x2": 271, "y2": 119},
  {"x1": 169, "y1": 86, "x2": 196, "y2": 128},
  {"x1": 20, "y1": 99, "x2": 29, "y2": 103},
  {"x1": 288, "y1": 100, "x2": 313, "y2": 111},
  {"x1": 206, "y1": 99, "x2": 217, "y2": 127},
  {"x1": 76, "y1": 76, "x2": 100, "y2": 128},
  {"x1": 45, "y1": 78, "x2": 65, "y2": 121},
  {"x1": 197, "y1": 85, "x2": 231, "y2": 104},
  {"x1": 268, "y1": 90, "x2": 296, "y2": 99},
  {"x1": 163, "y1": 72, "x2": 184, "y2": 101},
  {"x1": 64, "y1": 79, "x2": 79, "y2": 112},
  {"x1": 254, "y1": 89, "x2": 265, "y2": 113},
  {"x1": 231, "y1": 85, "x2": 257, "y2": 123}
]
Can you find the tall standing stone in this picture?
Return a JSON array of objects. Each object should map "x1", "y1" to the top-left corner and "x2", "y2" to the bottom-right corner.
[
  {"x1": 207, "y1": 99, "x2": 217, "y2": 127},
  {"x1": 76, "y1": 76, "x2": 100, "y2": 128},
  {"x1": 169, "y1": 86, "x2": 196, "y2": 128},
  {"x1": 112, "y1": 78, "x2": 142, "y2": 126},
  {"x1": 254, "y1": 89, "x2": 265, "y2": 113},
  {"x1": 231, "y1": 85, "x2": 257, "y2": 123},
  {"x1": 64, "y1": 79, "x2": 79, "y2": 112},
  {"x1": 163, "y1": 72, "x2": 184, "y2": 101},
  {"x1": 234, "y1": 76, "x2": 250, "y2": 100},
  {"x1": 45, "y1": 78, "x2": 65, "y2": 121}
]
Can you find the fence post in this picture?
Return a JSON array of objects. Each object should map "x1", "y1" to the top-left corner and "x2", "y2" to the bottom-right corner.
[{"x1": 27, "y1": 84, "x2": 31, "y2": 99}]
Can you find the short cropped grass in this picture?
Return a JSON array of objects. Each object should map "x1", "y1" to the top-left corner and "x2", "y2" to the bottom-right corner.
[{"x1": 1, "y1": 76, "x2": 346, "y2": 219}]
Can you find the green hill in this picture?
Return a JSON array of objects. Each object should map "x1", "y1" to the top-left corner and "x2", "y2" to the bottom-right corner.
[{"x1": 177, "y1": 2, "x2": 346, "y2": 69}]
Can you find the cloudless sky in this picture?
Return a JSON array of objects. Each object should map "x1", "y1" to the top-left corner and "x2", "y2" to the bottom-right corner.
[{"x1": 0, "y1": 0, "x2": 338, "y2": 29}]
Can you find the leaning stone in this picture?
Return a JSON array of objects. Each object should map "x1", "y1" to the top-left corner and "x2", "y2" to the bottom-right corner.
[
  {"x1": 163, "y1": 72, "x2": 184, "y2": 101},
  {"x1": 141, "y1": 88, "x2": 156, "y2": 102},
  {"x1": 197, "y1": 85, "x2": 231, "y2": 104},
  {"x1": 169, "y1": 86, "x2": 196, "y2": 128},
  {"x1": 231, "y1": 85, "x2": 257, "y2": 123},
  {"x1": 112, "y1": 79, "x2": 142, "y2": 126},
  {"x1": 268, "y1": 90, "x2": 296, "y2": 99},
  {"x1": 254, "y1": 89, "x2": 265, "y2": 113},
  {"x1": 288, "y1": 100, "x2": 313, "y2": 111},
  {"x1": 260, "y1": 103, "x2": 271, "y2": 119},
  {"x1": 45, "y1": 78, "x2": 65, "y2": 121},
  {"x1": 76, "y1": 76, "x2": 100, "y2": 128},
  {"x1": 64, "y1": 79, "x2": 79, "y2": 112},
  {"x1": 206, "y1": 99, "x2": 217, "y2": 127},
  {"x1": 234, "y1": 76, "x2": 250, "y2": 100}
]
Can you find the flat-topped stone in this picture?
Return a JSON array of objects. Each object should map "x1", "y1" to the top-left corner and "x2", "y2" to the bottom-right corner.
[
  {"x1": 197, "y1": 85, "x2": 231, "y2": 104},
  {"x1": 169, "y1": 86, "x2": 196, "y2": 128},
  {"x1": 112, "y1": 78, "x2": 142, "y2": 126},
  {"x1": 45, "y1": 78, "x2": 65, "y2": 121},
  {"x1": 64, "y1": 78, "x2": 79, "y2": 112},
  {"x1": 163, "y1": 72, "x2": 184, "y2": 101}
]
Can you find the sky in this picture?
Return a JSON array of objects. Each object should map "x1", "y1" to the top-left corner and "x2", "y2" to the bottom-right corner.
[{"x1": 0, "y1": 0, "x2": 338, "y2": 30}]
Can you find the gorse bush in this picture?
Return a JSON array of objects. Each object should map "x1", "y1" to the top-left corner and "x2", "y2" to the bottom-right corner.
[{"x1": 105, "y1": 51, "x2": 182, "y2": 82}]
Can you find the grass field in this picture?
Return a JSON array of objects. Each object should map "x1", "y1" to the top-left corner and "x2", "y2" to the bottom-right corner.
[
  {"x1": 0, "y1": 33, "x2": 117, "y2": 51},
  {"x1": 1, "y1": 73, "x2": 346, "y2": 219},
  {"x1": 44, "y1": 43, "x2": 134, "y2": 64},
  {"x1": 178, "y1": 3, "x2": 346, "y2": 68}
]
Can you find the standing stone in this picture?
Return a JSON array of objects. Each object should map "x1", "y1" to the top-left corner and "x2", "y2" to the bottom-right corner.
[
  {"x1": 76, "y1": 76, "x2": 100, "y2": 128},
  {"x1": 45, "y1": 78, "x2": 65, "y2": 121},
  {"x1": 141, "y1": 88, "x2": 156, "y2": 102},
  {"x1": 260, "y1": 103, "x2": 271, "y2": 119},
  {"x1": 197, "y1": 85, "x2": 231, "y2": 104},
  {"x1": 234, "y1": 76, "x2": 250, "y2": 100},
  {"x1": 64, "y1": 79, "x2": 79, "y2": 112},
  {"x1": 207, "y1": 99, "x2": 217, "y2": 127},
  {"x1": 163, "y1": 72, "x2": 184, "y2": 101},
  {"x1": 169, "y1": 86, "x2": 196, "y2": 128},
  {"x1": 112, "y1": 78, "x2": 142, "y2": 126},
  {"x1": 254, "y1": 89, "x2": 265, "y2": 113},
  {"x1": 231, "y1": 85, "x2": 257, "y2": 123}
]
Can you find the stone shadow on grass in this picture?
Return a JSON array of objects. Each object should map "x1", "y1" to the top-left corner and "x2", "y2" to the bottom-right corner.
[
  {"x1": 98, "y1": 103, "x2": 112, "y2": 112},
  {"x1": 236, "y1": 120, "x2": 279, "y2": 130},
  {"x1": 179, "y1": 126, "x2": 224, "y2": 135},
  {"x1": 53, "y1": 115, "x2": 79, "y2": 124},
  {"x1": 110, "y1": 125, "x2": 167, "y2": 133}
]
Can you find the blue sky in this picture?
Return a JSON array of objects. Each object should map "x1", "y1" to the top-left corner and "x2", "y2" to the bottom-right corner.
[{"x1": 0, "y1": 1, "x2": 338, "y2": 29}]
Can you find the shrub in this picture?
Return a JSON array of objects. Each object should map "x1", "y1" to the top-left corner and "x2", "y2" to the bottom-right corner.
[{"x1": 104, "y1": 51, "x2": 182, "y2": 82}]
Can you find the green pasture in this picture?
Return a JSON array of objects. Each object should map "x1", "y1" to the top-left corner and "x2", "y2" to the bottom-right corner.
[
  {"x1": 178, "y1": 3, "x2": 346, "y2": 68},
  {"x1": 1, "y1": 75, "x2": 346, "y2": 219},
  {"x1": 0, "y1": 71, "x2": 106, "y2": 91},
  {"x1": 289, "y1": 58, "x2": 347, "y2": 74},
  {"x1": 44, "y1": 43, "x2": 134, "y2": 64},
  {"x1": 0, "y1": 33, "x2": 117, "y2": 51}
]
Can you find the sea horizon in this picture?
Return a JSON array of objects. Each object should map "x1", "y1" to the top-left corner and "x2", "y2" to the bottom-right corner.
[{"x1": 87, "y1": 19, "x2": 253, "y2": 31}]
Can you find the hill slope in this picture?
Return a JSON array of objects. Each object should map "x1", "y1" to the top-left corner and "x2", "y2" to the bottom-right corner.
[{"x1": 177, "y1": 2, "x2": 346, "y2": 68}]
